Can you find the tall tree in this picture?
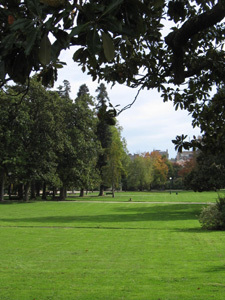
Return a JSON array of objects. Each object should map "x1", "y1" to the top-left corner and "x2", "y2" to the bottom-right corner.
[
  {"x1": 77, "y1": 84, "x2": 89, "y2": 98},
  {"x1": 0, "y1": 90, "x2": 20, "y2": 201},
  {"x1": 74, "y1": 85, "x2": 100, "y2": 197},
  {"x1": 150, "y1": 151, "x2": 169, "y2": 188},
  {"x1": 0, "y1": 77, "x2": 64, "y2": 201},
  {"x1": 127, "y1": 155, "x2": 151, "y2": 191},
  {"x1": 96, "y1": 83, "x2": 115, "y2": 196},
  {"x1": 184, "y1": 153, "x2": 225, "y2": 191},
  {"x1": 57, "y1": 80, "x2": 71, "y2": 99},
  {"x1": 56, "y1": 83, "x2": 101, "y2": 200},
  {"x1": 102, "y1": 126, "x2": 127, "y2": 197}
]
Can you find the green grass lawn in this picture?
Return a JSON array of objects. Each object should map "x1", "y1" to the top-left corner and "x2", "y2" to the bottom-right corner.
[
  {"x1": 66, "y1": 190, "x2": 221, "y2": 203},
  {"x1": 0, "y1": 195, "x2": 225, "y2": 299}
]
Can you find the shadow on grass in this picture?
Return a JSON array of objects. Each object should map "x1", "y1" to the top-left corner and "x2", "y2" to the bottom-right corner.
[
  {"x1": 0, "y1": 204, "x2": 202, "y2": 225},
  {"x1": 0, "y1": 200, "x2": 35, "y2": 205},
  {"x1": 204, "y1": 265, "x2": 225, "y2": 273}
]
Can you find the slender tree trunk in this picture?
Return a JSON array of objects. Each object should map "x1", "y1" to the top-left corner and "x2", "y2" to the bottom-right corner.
[
  {"x1": 36, "y1": 182, "x2": 41, "y2": 197},
  {"x1": 52, "y1": 187, "x2": 57, "y2": 200},
  {"x1": 31, "y1": 180, "x2": 36, "y2": 199},
  {"x1": 0, "y1": 167, "x2": 5, "y2": 201},
  {"x1": 80, "y1": 188, "x2": 84, "y2": 197},
  {"x1": 24, "y1": 182, "x2": 30, "y2": 202},
  {"x1": 99, "y1": 184, "x2": 104, "y2": 196},
  {"x1": 112, "y1": 181, "x2": 115, "y2": 198},
  {"x1": 8, "y1": 184, "x2": 12, "y2": 200},
  {"x1": 18, "y1": 184, "x2": 24, "y2": 200},
  {"x1": 42, "y1": 182, "x2": 47, "y2": 200}
]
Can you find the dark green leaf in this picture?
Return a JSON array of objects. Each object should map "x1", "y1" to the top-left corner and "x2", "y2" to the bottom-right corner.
[
  {"x1": 38, "y1": 34, "x2": 52, "y2": 66},
  {"x1": 25, "y1": 28, "x2": 39, "y2": 55},
  {"x1": 102, "y1": 32, "x2": 115, "y2": 62},
  {"x1": 87, "y1": 29, "x2": 101, "y2": 54},
  {"x1": 73, "y1": 48, "x2": 85, "y2": 62}
]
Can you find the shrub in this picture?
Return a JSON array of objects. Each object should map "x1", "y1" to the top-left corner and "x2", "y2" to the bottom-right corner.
[{"x1": 199, "y1": 197, "x2": 225, "y2": 230}]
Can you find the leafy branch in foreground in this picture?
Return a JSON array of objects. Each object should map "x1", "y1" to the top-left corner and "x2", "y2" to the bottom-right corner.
[{"x1": 1, "y1": 1, "x2": 225, "y2": 153}]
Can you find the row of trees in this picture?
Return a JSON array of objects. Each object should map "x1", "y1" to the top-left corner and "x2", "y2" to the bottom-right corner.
[
  {"x1": 0, "y1": 78, "x2": 128, "y2": 201},
  {"x1": 1, "y1": 76, "x2": 203, "y2": 201},
  {"x1": 125, "y1": 148, "x2": 225, "y2": 192},
  {"x1": 1, "y1": 77, "x2": 224, "y2": 200}
]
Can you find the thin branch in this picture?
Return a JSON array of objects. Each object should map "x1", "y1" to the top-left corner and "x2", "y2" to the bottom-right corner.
[
  {"x1": 117, "y1": 86, "x2": 142, "y2": 116},
  {"x1": 14, "y1": 77, "x2": 30, "y2": 106}
]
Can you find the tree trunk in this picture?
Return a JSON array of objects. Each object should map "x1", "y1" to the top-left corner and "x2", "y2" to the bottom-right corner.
[
  {"x1": 80, "y1": 188, "x2": 84, "y2": 197},
  {"x1": 42, "y1": 182, "x2": 47, "y2": 200},
  {"x1": 24, "y1": 182, "x2": 30, "y2": 202},
  {"x1": 8, "y1": 184, "x2": 12, "y2": 200},
  {"x1": 112, "y1": 181, "x2": 115, "y2": 198},
  {"x1": 60, "y1": 185, "x2": 67, "y2": 201},
  {"x1": 99, "y1": 184, "x2": 104, "y2": 196},
  {"x1": 0, "y1": 167, "x2": 5, "y2": 201},
  {"x1": 36, "y1": 182, "x2": 41, "y2": 197},
  {"x1": 52, "y1": 187, "x2": 57, "y2": 200},
  {"x1": 18, "y1": 184, "x2": 24, "y2": 200},
  {"x1": 31, "y1": 180, "x2": 36, "y2": 199}
]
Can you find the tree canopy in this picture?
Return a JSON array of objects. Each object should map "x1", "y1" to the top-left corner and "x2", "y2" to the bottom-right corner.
[
  {"x1": 1, "y1": 1, "x2": 224, "y2": 88},
  {"x1": 1, "y1": 0, "x2": 225, "y2": 151}
]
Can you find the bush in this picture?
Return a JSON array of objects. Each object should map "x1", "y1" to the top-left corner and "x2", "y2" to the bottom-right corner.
[
  {"x1": 199, "y1": 197, "x2": 225, "y2": 230},
  {"x1": 199, "y1": 205, "x2": 223, "y2": 230}
]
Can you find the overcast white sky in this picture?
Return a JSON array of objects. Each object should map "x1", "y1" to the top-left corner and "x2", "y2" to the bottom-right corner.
[{"x1": 55, "y1": 49, "x2": 201, "y2": 160}]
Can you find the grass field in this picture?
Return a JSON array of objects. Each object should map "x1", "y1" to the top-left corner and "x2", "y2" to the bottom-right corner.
[
  {"x1": 66, "y1": 190, "x2": 222, "y2": 203},
  {"x1": 0, "y1": 191, "x2": 225, "y2": 299}
]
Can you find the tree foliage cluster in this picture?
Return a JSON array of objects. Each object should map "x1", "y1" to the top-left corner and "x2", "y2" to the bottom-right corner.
[
  {"x1": 125, "y1": 151, "x2": 173, "y2": 191},
  {"x1": 169, "y1": 148, "x2": 225, "y2": 192},
  {"x1": 125, "y1": 150, "x2": 225, "y2": 192},
  {"x1": 0, "y1": 78, "x2": 127, "y2": 201},
  {"x1": 184, "y1": 151, "x2": 225, "y2": 191}
]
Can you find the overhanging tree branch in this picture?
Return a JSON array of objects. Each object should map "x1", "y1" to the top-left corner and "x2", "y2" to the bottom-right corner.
[{"x1": 165, "y1": 1, "x2": 225, "y2": 84}]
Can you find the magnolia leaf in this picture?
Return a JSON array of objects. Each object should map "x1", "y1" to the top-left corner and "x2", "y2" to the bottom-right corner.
[
  {"x1": 102, "y1": 32, "x2": 115, "y2": 62},
  {"x1": 38, "y1": 34, "x2": 52, "y2": 66},
  {"x1": 25, "y1": 28, "x2": 38, "y2": 55},
  {"x1": 73, "y1": 48, "x2": 84, "y2": 61}
]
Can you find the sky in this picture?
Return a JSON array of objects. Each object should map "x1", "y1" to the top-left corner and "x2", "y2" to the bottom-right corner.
[{"x1": 55, "y1": 49, "x2": 201, "y2": 160}]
